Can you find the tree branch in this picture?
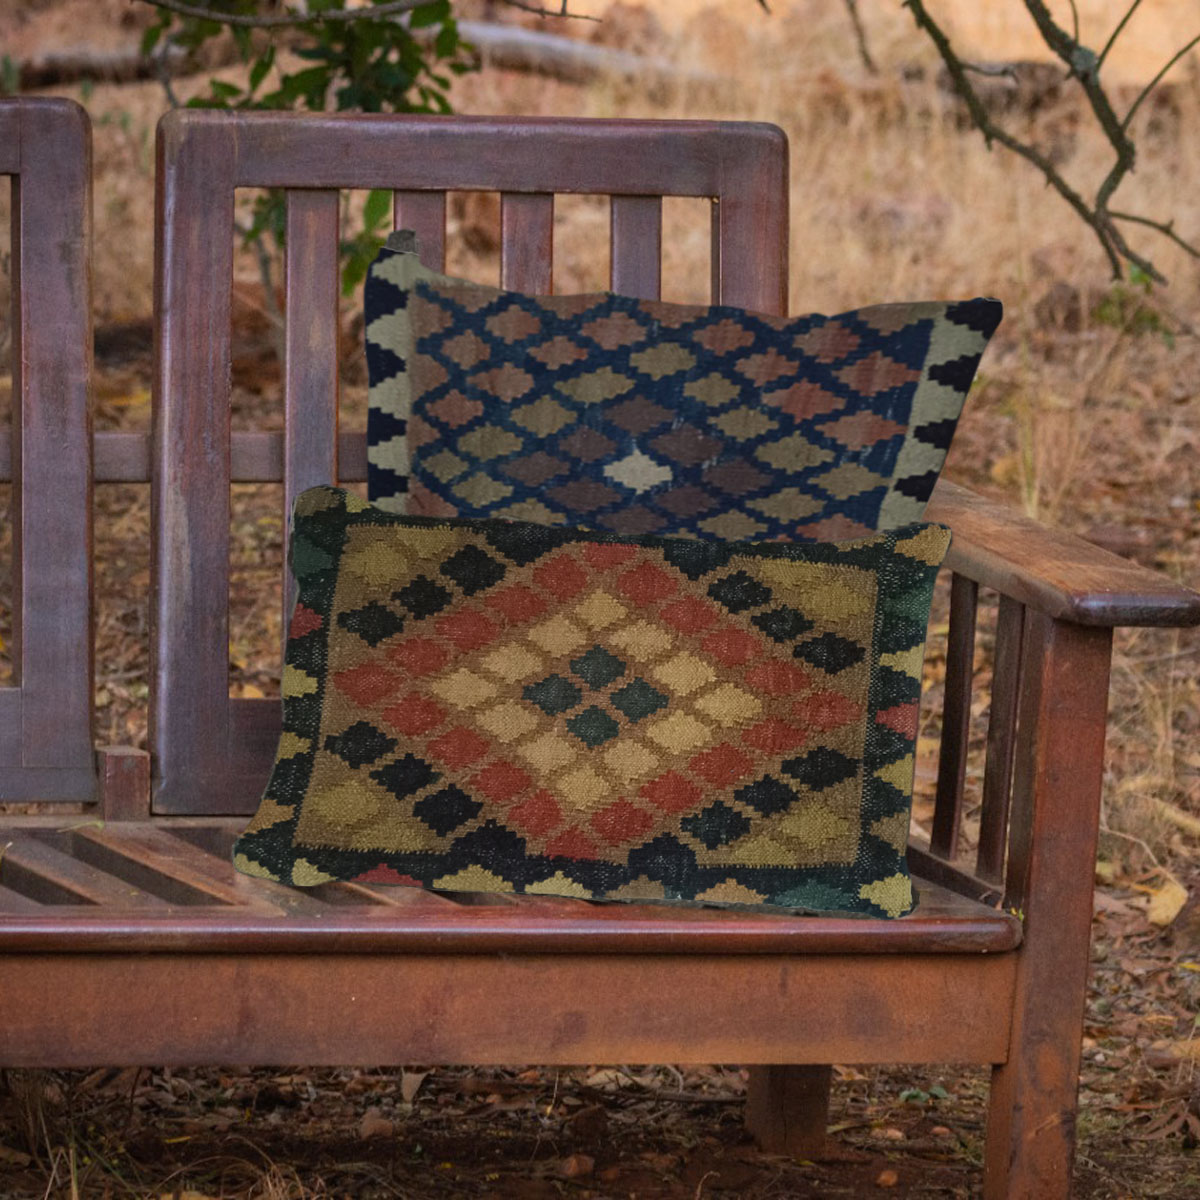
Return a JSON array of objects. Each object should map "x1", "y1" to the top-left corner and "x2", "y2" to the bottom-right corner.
[
  {"x1": 903, "y1": 0, "x2": 1200, "y2": 283},
  {"x1": 1110, "y1": 210, "x2": 1200, "y2": 260},
  {"x1": 841, "y1": 0, "x2": 877, "y2": 75},
  {"x1": 1122, "y1": 31, "x2": 1200, "y2": 132},
  {"x1": 1098, "y1": 0, "x2": 1143, "y2": 70}
]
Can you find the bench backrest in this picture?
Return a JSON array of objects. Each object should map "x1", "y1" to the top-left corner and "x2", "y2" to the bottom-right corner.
[
  {"x1": 0, "y1": 98, "x2": 94, "y2": 803},
  {"x1": 150, "y1": 111, "x2": 789, "y2": 815}
]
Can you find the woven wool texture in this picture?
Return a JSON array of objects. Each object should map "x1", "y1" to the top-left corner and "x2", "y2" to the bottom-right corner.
[
  {"x1": 233, "y1": 486, "x2": 951, "y2": 917},
  {"x1": 366, "y1": 235, "x2": 473, "y2": 506},
  {"x1": 364, "y1": 242, "x2": 1001, "y2": 538}
]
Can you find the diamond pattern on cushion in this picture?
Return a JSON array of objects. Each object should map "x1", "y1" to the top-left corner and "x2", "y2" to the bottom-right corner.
[
  {"x1": 367, "y1": 256, "x2": 1001, "y2": 535},
  {"x1": 236, "y1": 487, "x2": 950, "y2": 918}
]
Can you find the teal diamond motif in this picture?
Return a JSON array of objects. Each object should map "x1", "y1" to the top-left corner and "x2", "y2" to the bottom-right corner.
[
  {"x1": 609, "y1": 678, "x2": 669, "y2": 723},
  {"x1": 571, "y1": 645, "x2": 627, "y2": 689},
  {"x1": 523, "y1": 674, "x2": 583, "y2": 716},
  {"x1": 566, "y1": 706, "x2": 621, "y2": 747}
]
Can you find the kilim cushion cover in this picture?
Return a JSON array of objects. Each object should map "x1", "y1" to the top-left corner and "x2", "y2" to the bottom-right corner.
[
  {"x1": 233, "y1": 485, "x2": 952, "y2": 917},
  {"x1": 366, "y1": 233, "x2": 473, "y2": 505},
  {"x1": 365, "y1": 240, "x2": 1000, "y2": 538}
]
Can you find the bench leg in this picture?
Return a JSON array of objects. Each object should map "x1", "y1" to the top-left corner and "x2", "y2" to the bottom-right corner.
[
  {"x1": 982, "y1": 616, "x2": 1111, "y2": 1200},
  {"x1": 745, "y1": 1064, "x2": 831, "y2": 1157}
]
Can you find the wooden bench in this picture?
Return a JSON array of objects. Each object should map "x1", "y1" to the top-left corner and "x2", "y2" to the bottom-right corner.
[{"x1": 2, "y1": 97, "x2": 1198, "y2": 1199}]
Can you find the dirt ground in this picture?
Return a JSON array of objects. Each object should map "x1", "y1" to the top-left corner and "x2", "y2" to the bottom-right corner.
[{"x1": 2, "y1": 0, "x2": 1200, "y2": 1196}]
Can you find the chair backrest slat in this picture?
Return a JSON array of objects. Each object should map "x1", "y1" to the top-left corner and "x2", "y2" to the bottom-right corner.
[
  {"x1": 500, "y1": 192, "x2": 553, "y2": 293},
  {"x1": 151, "y1": 116, "x2": 235, "y2": 810},
  {"x1": 0, "y1": 98, "x2": 94, "y2": 802},
  {"x1": 609, "y1": 194, "x2": 662, "y2": 300},
  {"x1": 282, "y1": 188, "x2": 341, "y2": 628},
  {"x1": 394, "y1": 190, "x2": 446, "y2": 271},
  {"x1": 151, "y1": 110, "x2": 789, "y2": 815}
]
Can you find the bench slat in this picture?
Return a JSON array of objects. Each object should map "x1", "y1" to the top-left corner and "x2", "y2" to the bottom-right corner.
[
  {"x1": 71, "y1": 825, "x2": 324, "y2": 915},
  {"x1": 0, "y1": 818, "x2": 1021, "y2": 954},
  {"x1": 283, "y1": 188, "x2": 341, "y2": 627},
  {"x1": 393, "y1": 190, "x2": 446, "y2": 271},
  {"x1": 610, "y1": 194, "x2": 662, "y2": 300},
  {"x1": 500, "y1": 192, "x2": 553, "y2": 293},
  {"x1": 1, "y1": 836, "x2": 170, "y2": 909}
]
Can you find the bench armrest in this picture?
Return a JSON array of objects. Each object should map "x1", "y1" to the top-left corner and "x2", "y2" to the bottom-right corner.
[{"x1": 926, "y1": 480, "x2": 1200, "y2": 627}]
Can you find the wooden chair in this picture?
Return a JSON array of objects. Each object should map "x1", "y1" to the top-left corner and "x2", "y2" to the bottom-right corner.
[{"x1": 2, "y1": 99, "x2": 1198, "y2": 1200}]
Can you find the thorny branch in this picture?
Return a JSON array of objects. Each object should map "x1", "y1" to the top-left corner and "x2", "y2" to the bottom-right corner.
[{"x1": 903, "y1": 0, "x2": 1200, "y2": 283}]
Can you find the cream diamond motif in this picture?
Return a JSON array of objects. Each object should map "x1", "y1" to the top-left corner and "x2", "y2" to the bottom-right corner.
[{"x1": 603, "y1": 446, "x2": 673, "y2": 494}]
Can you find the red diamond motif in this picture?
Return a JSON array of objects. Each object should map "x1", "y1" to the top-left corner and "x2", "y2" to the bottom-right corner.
[
  {"x1": 471, "y1": 760, "x2": 533, "y2": 803},
  {"x1": 875, "y1": 699, "x2": 918, "y2": 739},
  {"x1": 388, "y1": 637, "x2": 450, "y2": 677},
  {"x1": 689, "y1": 743, "x2": 754, "y2": 787},
  {"x1": 352, "y1": 865, "x2": 421, "y2": 886},
  {"x1": 436, "y1": 610, "x2": 500, "y2": 652},
  {"x1": 640, "y1": 770, "x2": 702, "y2": 814},
  {"x1": 485, "y1": 583, "x2": 548, "y2": 624},
  {"x1": 590, "y1": 800, "x2": 655, "y2": 846},
  {"x1": 333, "y1": 661, "x2": 402, "y2": 707},
  {"x1": 545, "y1": 826, "x2": 600, "y2": 860},
  {"x1": 583, "y1": 543, "x2": 637, "y2": 569},
  {"x1": 532, "y1": 554, "x2": 589, "y2": 601},
  {"x1": 791, "y1": 691, "x2": 863, "y2": 732},
  {"x1": 427, "y1": 726, "x2": 491, "y2": 769},
  {"x1": 617, "y1": 562, "x2": 678, "y2": 606},
  {"x1": 288, "y1": 603, "x2": 324, "y2": 639},
  {"x1": 701, "y1": 627, "x2": 761, "y2": 667},
  {"x1": 509, "y1": 789, "x2": 563, "y2": 836},
  {"x1": 745, "y1": 661, "x2": 812, "y2": 696},
  {"x1": 659, "y1": 596, "x2": 720, "y2": 634},
  {"x1": 742, "y1": 719, "x2": 808, "y2": 754},
  {"x1": 383, "y1": 694, "x2": 447, "y2": 737}
]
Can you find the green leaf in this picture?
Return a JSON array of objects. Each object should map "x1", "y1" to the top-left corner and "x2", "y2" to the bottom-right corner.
[
  {"x1": 209, "y1": 79, "x2": 244, "y2": 102},
  {"x1": 248, "y1": 44, "x2": 275, "y2": 93},
  {"x1": 410, "y1": 0, "x2": 451, "y2": 30},
  {"x1": 140, "y1": 22, "x2": 164, "y2": 57},
  {"x1": 362, "y1": 188, "x2": 392, "y2": 233},
  {"x1": 435, "y1": 23, "x2": 459, "y2": 59}
]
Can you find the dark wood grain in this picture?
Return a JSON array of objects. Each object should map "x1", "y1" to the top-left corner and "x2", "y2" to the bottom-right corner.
[
  {"x1": 283, "y1": 189, "x2": 341, "y2": 626},
  {"x1": 151, "y1": 114, "x2": 236, "y2": 813},
  {"x1": 610, "y1": 194, "x2": 662, "y2": 299},
  {"x1": 0, "y1": 952, "x2": 1016, "y2": 1067},
  {"x1": 394, "y1": 190, "x2": 446, "y2": 270},
  {"x1": 984, "y1": 615, "x2": 1112, "y2": 1200},
  {"x1": 930, "y1": 574, "x2": 978, "y2": 860},
  {"x1": 745, "y1": 1066, "x2": 832, "y2": 1157},
  {"x1": 500, "y1": 192, "x2": 553, "y2": 292},
  {"x1": 976, "y1": 596, "x2": 1025, "y2": 882},
  {"x1": 930, "y1": 480, "x2": 1200, "y2": 627},
  {"x1": 0, "y1": 98, "x2": 96, "y2": 803},
  {"x1": 99, "y1": 745, "x2": 152, "y2": 821}
]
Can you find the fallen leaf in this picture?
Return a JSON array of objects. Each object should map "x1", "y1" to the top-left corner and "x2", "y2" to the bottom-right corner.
[
  {"x1": 1146, "y1": 1038, "x2": 1200, "y2": 1068},
  {"x1": 359, "y1": 1106, "x2": 394, "y2": 1139},
  {"x1": 401, "y1": 1070, "x2": 428, "y2": 1104},
  {"x1": 1146, "y1": 878, "x2": 1188, "y2": 926},
  {"x1": 876, "y1": 1168, "x2": 900, "y2": 1187},
  {"x1": 558, "y1": 1153, "x2": 594, "y2": 1178}
]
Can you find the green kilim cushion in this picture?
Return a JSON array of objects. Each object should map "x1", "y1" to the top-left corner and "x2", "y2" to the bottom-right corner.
[
  {"x1": 365, "y1": 240, "x2": 1001, "y2": 540},
  {"x1": 233, "y1": 486, "x2": 951, "y2": 917}
]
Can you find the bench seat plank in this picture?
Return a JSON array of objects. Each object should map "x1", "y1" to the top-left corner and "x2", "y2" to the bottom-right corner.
[{"x1": 0, "y1": 820, "x2": 1020, "y2": 955}]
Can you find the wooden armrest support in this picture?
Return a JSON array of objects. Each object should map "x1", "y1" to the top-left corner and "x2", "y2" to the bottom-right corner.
[{"x1": 927, "y1": 480, "x2": 1200, "y2": 627}]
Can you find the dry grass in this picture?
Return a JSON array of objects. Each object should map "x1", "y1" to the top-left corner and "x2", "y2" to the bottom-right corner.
[{"x1": 1, "y1": 2, "x2": 1199, "y2": 1192}]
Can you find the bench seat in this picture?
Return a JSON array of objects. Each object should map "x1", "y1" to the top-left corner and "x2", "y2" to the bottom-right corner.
[{"x1": 0, "y1": 818, "x2": 1019, "y2": 955}]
